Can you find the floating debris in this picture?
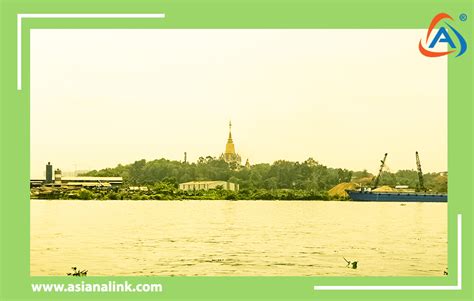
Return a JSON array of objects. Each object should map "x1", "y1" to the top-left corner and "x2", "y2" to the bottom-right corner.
[
  {"x1": 66, "y1": 266, "x2": 88, "y2": 276},
  {"x1": 343, "y1": 257, "x2": 358, "y2": 269}
]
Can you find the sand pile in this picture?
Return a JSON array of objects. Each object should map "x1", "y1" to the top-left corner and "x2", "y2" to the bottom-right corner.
[
  {"x1": 328, "y1": 182, "x2": 358, "y2": 197},
  {"x1": 372, "y1": 185, "x2": 396, "y2": 192}
]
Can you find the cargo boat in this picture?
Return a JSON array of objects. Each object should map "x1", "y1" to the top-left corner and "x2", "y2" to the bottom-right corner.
[
  {"x1": 346, "y1": 190, "x2": 447, "y2": 202},
  {"x1": 346, "y1": 152, "x2": 447, "y2": 203}
]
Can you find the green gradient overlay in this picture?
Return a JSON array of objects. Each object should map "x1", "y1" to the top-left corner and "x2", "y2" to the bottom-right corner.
[{"x1": 0, "y1": 0, "x2": 472, "y2": 300}]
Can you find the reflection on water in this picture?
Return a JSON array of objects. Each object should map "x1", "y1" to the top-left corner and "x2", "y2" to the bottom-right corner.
[{"x1": 30, "y1": 200, "x2": 447, "y2": 276}]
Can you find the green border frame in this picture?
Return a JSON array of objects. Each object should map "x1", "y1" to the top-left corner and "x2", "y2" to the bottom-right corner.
[{"x1": 1, "y1": 0, "x2": 472, "y2": 300}]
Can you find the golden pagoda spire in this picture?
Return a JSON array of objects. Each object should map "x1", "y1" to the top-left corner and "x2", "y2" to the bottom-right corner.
[
  {"x1": 225, "y1": 120, "x2": 235, "y2": 154},
  {"x1": 221, "y1": 120, "x2": 241, "y2": 166},
  {"x1": 228, "y1": 120, "x2": 233, "y2": 141}
]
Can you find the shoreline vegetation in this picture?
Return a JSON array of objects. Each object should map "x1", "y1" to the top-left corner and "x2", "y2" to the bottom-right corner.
[
  {"x1": 30, "y1": 156, "x2": 447, "y2": 201},
  {"x1": 31, "y1": 189, "x2": 332, "y2": 201},
  {"x1": 31, "y1": 187, "x2": 333, "y2": 201}
]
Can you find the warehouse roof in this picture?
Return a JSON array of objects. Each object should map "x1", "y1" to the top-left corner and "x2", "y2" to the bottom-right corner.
[{"x1": 61, "y1": 177, "x2": 122, "y2": 182}]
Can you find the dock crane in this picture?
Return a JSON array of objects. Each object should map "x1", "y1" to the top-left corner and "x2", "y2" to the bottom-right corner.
[
  {"x1": 372, "y1": 153, "x2": 388, "y2": 189},
  {"x1": 415, "y1": 151, "x2": 426, "y2": 192}
]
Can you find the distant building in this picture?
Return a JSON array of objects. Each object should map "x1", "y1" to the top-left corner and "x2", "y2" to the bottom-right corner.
[
  {"x1": 54, "y1": 169, "x2": 62, "y2": 185},
  {"x1": 179, "y1": 181, "x2": 239, "y2": 192},
  {"x1": 30, "y1": 179, "x2": 44, "y2": 188},
  {"x1": 61, "y1": 176, "x2": 123, "y2": 187},
  {"x1": 31, "y1": 174, "x2": 123, "y2": 188},
  {"x1": 129, "y1": 186, "x2": 149, "y2": 191},
  {"x1": 33, "y1": 161, "x2": 124, "y2": 188},
  {"x1": 394, "y1": 185, "x2": 409, "y2": 189},
  {"x1": 45, "y1": 162, "x2": 53, "y2": 183}
]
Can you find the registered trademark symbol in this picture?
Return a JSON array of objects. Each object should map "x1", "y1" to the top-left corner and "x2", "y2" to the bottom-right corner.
[{"x1": 459, "y1": 13, "x2": 467, "y2": 21}]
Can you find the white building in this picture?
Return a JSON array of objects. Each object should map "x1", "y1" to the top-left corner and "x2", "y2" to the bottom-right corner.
[
  {"x1": 179, "y1": 181, "x2": 239, "y2": 192},
  {"x1": 60, "y1": 176, "x2": 123, "y2": 187}
]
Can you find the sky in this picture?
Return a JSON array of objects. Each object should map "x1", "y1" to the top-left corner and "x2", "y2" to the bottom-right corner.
[{"x1": 30, "y1": 29, "x2": 447, "y2": 178}]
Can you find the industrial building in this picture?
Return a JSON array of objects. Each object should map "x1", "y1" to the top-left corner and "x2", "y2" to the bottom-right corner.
[
  {"x1": 60, "y1": 176, "x2": 123, "y2": 187},
  {"x1": 30, "y1": 162, "x2": 122, "y2": 188},
  {"x1": 179, "y1": 181, "x2": 239, "y2": 192},
  {"x1": 45, "y1": 162, "x2": 53, "y2": 183}
]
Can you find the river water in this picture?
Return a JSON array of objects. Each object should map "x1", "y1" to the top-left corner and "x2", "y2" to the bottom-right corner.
[{"x1": 30, "y1": 200, "x2": 447, "y2": 276}]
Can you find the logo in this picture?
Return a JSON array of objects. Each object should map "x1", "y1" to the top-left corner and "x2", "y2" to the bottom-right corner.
[{"x1": 419, "y1": 13, "x2": 467, "y2": 57}]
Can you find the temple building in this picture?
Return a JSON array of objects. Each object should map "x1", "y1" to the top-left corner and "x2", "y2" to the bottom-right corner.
[
  {"x1": 178, "y1": 122, "x2": 249, "y2": 190},
  {"x1": 245, "y1": 158, "x2": 251, "y2": 169},
  {"x1": 220, "y1": 121, "x2": 242, "y2": 165}
]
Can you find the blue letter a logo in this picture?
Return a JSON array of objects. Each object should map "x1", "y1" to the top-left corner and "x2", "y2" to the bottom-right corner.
[{"x1": 428, "y1": 27, "x2": 456, "y2": 48}]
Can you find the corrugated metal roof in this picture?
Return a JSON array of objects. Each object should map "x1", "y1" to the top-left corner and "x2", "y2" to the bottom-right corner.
[
  {"x1": 66, "y1": 182, "x2": 112, "y2": 187},
  {"x1": 62, "y1": 177, "x2": 122, "y2": 182},
  {"x1": 179, "y1": 181, "x2": 228, "y2": 185}
]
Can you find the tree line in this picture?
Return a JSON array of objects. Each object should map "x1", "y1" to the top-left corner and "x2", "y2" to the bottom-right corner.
[{"x1": 82, "y1": 156, "x2": 447, "y2": 193}]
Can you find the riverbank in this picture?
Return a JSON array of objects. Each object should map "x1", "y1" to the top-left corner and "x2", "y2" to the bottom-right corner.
[{"x1": 30, "y1": 187, "x2": 346, "y2": 201}]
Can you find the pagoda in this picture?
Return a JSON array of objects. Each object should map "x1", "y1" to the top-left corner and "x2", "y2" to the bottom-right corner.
[{"x1": 220, "y1": 121, "x2": 242, "y2": 165}]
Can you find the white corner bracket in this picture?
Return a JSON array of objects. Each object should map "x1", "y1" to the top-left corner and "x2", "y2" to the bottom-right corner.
[
  {"x1": 17, "y1": 13, "x2": 166, "y2": 90},
  {"x1": 314, "y1": 214, "x2": 462, "y2": 291}
]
